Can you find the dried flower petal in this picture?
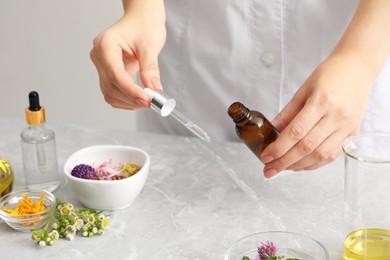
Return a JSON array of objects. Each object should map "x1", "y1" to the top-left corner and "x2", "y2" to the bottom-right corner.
[
  {"x1": 71, "y1": 164, "x2": 97, "y2": 180},
  {"x1": 2, "y1": 193, "x2": 48, "y2": 226}
]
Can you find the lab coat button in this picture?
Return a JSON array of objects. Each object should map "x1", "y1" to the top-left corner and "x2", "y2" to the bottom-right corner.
[{"x1": 261, "y1": 53, "x2": 275, "y2": 66}]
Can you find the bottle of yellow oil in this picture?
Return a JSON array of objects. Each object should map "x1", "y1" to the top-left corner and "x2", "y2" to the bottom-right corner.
[{"x1": 0, "y1": 158, "x2": 14, "y2": 197}]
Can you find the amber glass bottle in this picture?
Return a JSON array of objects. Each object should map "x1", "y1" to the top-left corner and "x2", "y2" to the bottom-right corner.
[{"x1": 228, "y1": 102, "x2": 279, "y2": 160}]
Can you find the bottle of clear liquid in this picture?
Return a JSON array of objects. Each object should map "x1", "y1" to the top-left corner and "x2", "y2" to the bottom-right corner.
[
  {"x1": 21, "y1": 91, "x2": 60, "y2": 192},
  {"x1": 227, "y1": 102, "x2": 279, "y2": 161}
]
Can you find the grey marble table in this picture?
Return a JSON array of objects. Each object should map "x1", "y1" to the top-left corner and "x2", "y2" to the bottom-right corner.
[{"x1": 0, "y1": 117, "x2": 345, "y2": 259}]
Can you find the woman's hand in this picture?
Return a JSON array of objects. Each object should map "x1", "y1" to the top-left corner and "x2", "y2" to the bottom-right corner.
[
  {"x1": 260, "y1": 0, "x2": 390, "y2": 178},
  {"x1": 90, "y1": 0, "x2": 166, "y2": 110},
  {"x1": 261, "y1": 53, "x2": 373, "y2": 177}
]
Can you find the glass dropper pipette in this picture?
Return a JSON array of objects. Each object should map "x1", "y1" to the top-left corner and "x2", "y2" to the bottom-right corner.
[
  {"x1": 144, "y1": 88, "x2": 211, "y2": 142},
  {"x1": 170, "y1": 109, "x2": 211, "y2": 142}
]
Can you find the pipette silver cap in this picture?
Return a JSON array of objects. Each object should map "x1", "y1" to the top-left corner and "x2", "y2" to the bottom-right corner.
[{"x1": 144, "y1": 88, "x2": 176, "y2": 117}]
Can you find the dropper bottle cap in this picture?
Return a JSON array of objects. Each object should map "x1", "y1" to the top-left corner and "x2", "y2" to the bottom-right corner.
[{"x1": 25, "y1": 91, "x2": 46, "y2": 125}]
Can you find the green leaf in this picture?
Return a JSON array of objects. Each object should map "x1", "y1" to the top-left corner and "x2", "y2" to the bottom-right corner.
[
  {"x1": 242, "y1": 256, "x2": 250, "y2": 260},
  {"x1": 55, "y1": 197, "x2": 63, "y2": 206}
]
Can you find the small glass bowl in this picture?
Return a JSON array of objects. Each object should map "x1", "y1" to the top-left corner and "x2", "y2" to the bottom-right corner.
[
  {"x1": 225, "y1": 231, "x2": 329, "y2": 260},
  {"x1": 0, "y1": 189, "x2": 56, "y2": 232}
]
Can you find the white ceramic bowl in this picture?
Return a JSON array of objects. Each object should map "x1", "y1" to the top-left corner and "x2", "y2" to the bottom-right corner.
[{"x1": 63, "y1": 145, "x2": 150, "y2": 210}]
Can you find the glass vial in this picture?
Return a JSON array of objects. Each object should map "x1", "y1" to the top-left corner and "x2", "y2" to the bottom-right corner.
[
  {"x1": 21, "y1": 91, "x2": 60, "y2": 192},
  {"x1": 227, "y1": 102, "x2": 279, "y2": 161}
]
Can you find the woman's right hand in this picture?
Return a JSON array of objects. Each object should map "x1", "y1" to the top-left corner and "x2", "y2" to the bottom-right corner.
[{"x1": 90, "y1": 0, "x2": 166, "y2": 110}]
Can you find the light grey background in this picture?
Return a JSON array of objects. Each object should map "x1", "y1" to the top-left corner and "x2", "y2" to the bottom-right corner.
[{"x1": 0, "y1": 0, "x2": 137, "y2": 131}]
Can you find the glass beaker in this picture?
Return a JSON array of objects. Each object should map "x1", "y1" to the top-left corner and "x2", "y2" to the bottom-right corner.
[{"x1": 343, "y1": 133, "x2": 390, "y2": 259}]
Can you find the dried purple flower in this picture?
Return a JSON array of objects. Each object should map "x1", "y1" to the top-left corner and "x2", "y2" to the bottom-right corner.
[
  {"x1": 257, "y1": 241, "x2": 277, "y2": 260},
  {"x1": 71, "y1": 164, "x2": 97, "y2": 180}
]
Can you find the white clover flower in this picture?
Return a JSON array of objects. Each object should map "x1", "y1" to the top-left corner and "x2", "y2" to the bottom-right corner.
[
  {"x1": 65, "y1": 203, "x2": 74, "y2": 211},
  {"x1": 82, "y1": 224, "x2": 89, "y2": 231},
  {"x1": 74, "y1": 218, "x2": 84, "y2": 230},
  {"x1": 66, "y1": 234, "x2": 74, "y2": 241},
  {"x1": 65, "y1": 225, "x2": 77, "y2": 236},
  {"x1": 92, "y1": 227, "x2": 98, "y2": 234},
  {"x1": 60, "y1": 206, "x2": 71, "y2": 216},
  {"x1": 69, "y1": 212, "x2": 78, "y2": 219},
  {"x1": 97, "y1": 214, "x2": 104, "y2": 221},
  {"x1": 100, "y1": 217, "x2": 110, "y2": 230},
  {"x1": 51, "y1": 230, "x2": 60, "y2": 240},
  {"x1": 87, "y1": 214, "x2": 95, "y2": 224}
]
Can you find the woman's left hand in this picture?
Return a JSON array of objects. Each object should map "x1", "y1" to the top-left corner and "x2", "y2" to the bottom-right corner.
[{"x1": 260, "y1": 53, "x2": 373, "y2": 178}]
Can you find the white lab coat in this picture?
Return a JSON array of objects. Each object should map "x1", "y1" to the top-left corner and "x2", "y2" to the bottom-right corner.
[{"x1": 137, "y1": 0, "x2": 390, "y2": 142}]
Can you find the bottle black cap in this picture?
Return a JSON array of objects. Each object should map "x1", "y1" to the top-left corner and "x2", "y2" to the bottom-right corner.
[
  {"x1": 28, "y1": 91, "x2": 41, "y2": 111},
  {"x1": 26, "y1": 91, "x2": 45, "y2": 125}
]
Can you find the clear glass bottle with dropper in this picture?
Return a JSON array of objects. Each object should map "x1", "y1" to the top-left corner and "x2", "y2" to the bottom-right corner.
[{"x1": 20, "y1": 91, "x2": 60, "y2": 192}]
